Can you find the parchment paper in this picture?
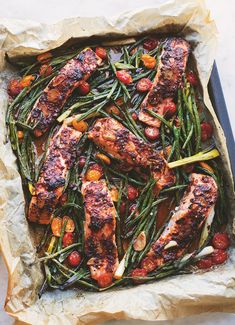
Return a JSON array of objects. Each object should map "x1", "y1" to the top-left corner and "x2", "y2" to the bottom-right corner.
[{"x1": 0, "y1": 0, "x2": 235, "y2": 324}]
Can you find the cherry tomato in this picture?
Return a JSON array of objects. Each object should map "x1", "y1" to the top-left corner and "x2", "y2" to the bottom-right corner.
[
  {"x1": 85, "y1": 164, "x2": 103, "y2": 181},
  {"x1": 62, "y1": 232, "x2": 74, "y2": 247},
  {"x1": 95, "y1": 47, "x2": 107, "y2": 60},
  {"x1": 116, "y1": 70, "x2": 133, "y2": 85},
  {"x1": 97, "y1": 273, "x2": 113, "y2": 288},
  {"x1": 78, "y1": 81, "x2": 90, "y2": 95},
  {"x1": 143, "y1": 39, "x2": 159, "y2": 51},
  {"x1": 144, "y1": 126, "x2": 160, "y2": 141},
  {"x1": 17, "y1": 130, "x2": 24, "y2": 140},
  {"x1": 196, "y1": 257, "x2": 213, "y2": 269},
  {"x1": 39, "y1": 64, "x2": 52, "y2": 77},
  {"x1": 132, "y1": 112, "x2": 138, "y2": 121},
  {"x1": 186, "y1": 71, "x2": 198, "y2": 86},
  {"x1": 131, "y1": 268, "x2": 147, "y2": 284},
  {"x1": 201, "y1": 122, "x2": 213, "y2": 142},
  {"x1": 62, "y1": 216, "x2": 75, "y2": 233},
  {"x1": 68, "y1": 251, "x2": 81, "y2": 267},
  {"x1": 212, "y1": 233, "x2": 230, "y2": 250},
  {"x1": 162, "y1": 99, "x2": 177, "y2": 117},
  {"x1": 141, "y1": 257, "x2": 156, "y2": 272},
  {"x1": 20, "y1": 75, "x2": 35, "y2": 87},
  {"x1": 51, "y1": 217, "x2": 62, "y2": 237},
  {"x1": 136, "y1": 78, "x2": 152, "y2": 92},
  {"x1": 7, "y1": 79, "x2": 23, "y2": 97},
  {"x1": 141, "y1": 54, "x2": 156, "y2": 69},
  {"x1": 127, "y1": 185, "x2": 139, "y2": 201},
  {"x1": 211, "y1": 249, "x2": 228, "y2": 265},
  {"x1": 78, "y1": 156, "x2": 86, "y2": 168}
]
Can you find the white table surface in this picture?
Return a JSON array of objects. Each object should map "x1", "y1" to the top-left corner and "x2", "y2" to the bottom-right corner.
[{"x1": 0, "y1": 0, "x2": 235, "y2": 324}]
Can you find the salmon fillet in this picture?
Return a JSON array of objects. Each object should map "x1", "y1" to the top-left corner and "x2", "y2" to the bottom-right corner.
[
  {"x1": 88, "y1": 117, "x2": 175, "y2": 192},
  {"x1": 81, "y1": 180, "x2": 119, "y2": 288},
  {"x1": 28, "y1": 124, "x2": 82, "y2": 224},
  {"x1": 141, "y1": 173, "x2": 218, "y2": 273},
  {"x1": 27, "y1": 48, "x2": 102, "y2": 137},
  {"x1": 139, "y1": 37, "x2": 190, "y2": 127}
]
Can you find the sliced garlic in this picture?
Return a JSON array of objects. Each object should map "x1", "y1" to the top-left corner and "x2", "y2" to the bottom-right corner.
[
  {"x1": 164, "y1": 240, "x2": 178, "y2": 250},
  {"x1": 133, "y1": 231, "x2": 146, "y2": 251},
  {"x1": 114, "y1": 254, "x2": 126, "y2": 280},
  {"x1": 195, "y1": 246, "x2": 214, "y2": 259}
]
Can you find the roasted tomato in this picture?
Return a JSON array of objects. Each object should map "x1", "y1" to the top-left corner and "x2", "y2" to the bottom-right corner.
[
  {"x1": 162, "y1": 99, "x2": 177, "y2": 117},
  {"x1": 131, "y1": 268, "x2": 147, "y2": 284},
  {"x1": 39, "y1": 64, "x2": 53, "y2": 77},
  {"x1": 37, "y1": 51, "x2": 52, "y2": 63},
  {"x1": 201, "y1": 122, "x2": 213, "y2": 142},
  {"x1": 86, "y1": 164, "x2": 103, "y2": 181},
  {"x1": 127, "y1": 185, "x2": 139, "y2": 201},
  {"x1": 17, "y1": 130, "x2": 24, "y2": 140},
  {"x1": 78, "y1": 81, "x2": 90, "y2": 95},
  {"x1": 116, "y1": 70, "x2": 133, "y2": 85},
  {"x1": 196, "y1": 257, "x2": 213, "y2": 269},
  {"x1": 211, "y1": 249, "x2": 228, "y2": 265},
  {"x1": 212, "y1": 233, "x2": 230, "y2": 250},
  {"x1": 131, "y1": 112, "x2": 138, "y2": 120},
  {"x1": 136, "y1": 78, "x2": 152, "y2": 92},
  {"x1": 7, "y1": 79, "x2": 23, "y2": 97},
  {"x1": 95, "y1": 47, "x2": 107, "y2": 60},
  {"x1": 62, "y1": 232, "x2": 74, "y2": 247},
  {"x1": 72, "y1": 119, "x2": 88, "y2": 132},
  {"x1": 143, "y1": 39, "x2": 159, "y2": 51},
  {"x1": 68, "y1": 251, "x2": 81, "y2": 267},
  {"x1": 144, "y1": 126, "x2": 160, "y2": 141},
  {"x1": 141, "y1": 54, "x2": 156, "y2": 69},
  {"x1": 20, "y1": 75, "x2": 35, "y2": 87},
  {"x1": 186, "y1": 71, "x2": 198, "y2": 86}
]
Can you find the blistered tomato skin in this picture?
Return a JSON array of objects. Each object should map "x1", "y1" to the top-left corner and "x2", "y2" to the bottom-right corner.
[
  {"x1": 8, "y1": 79, "x2": 23, "y2": 97},
  {"x1": 212, "y1": 249, "x2": 228, "y2": 265},
  {"x1": 212, "y1": 233, "x2": 230, "y2": 250},
  {"x1": 116, "y1": 70, "x2": 133, "y2": 85},
  {"x1": 196, "y1": 257, "x2": 213, "y2": 269},
  {"x1": 144, "y1": 126, "x2": 160, "y2": 141},
  {"x1": 186, "y1": 71, "x2": 198, "y2": 86},
  {"x1": 78, "y1": 81, "x2": 90, "y2": 95},
  {"x1": 127, "y1": 185, "x2": 139, "y2": 201},
  {"x1": 68, "y1": 251, "x2": 81, "y2": 267},
  {"x1": 163, "y1": 99, "x2": 177, "y2": 117},
  {"x1": 136, "y1": 78, "x2": 152, "y2": 92},
  {"x1": 62, "y1": 232, "x2": 74, "y2": 247},
  {"x1": 131, "y1": 268, "x2": 147, "y2": 284},
  {"x1": 39, "y1": 64, "x2": 53, "y2": 77},
  {"x1": 143, "y1": 39, "x2": 159, "y2": 51},
  {"x1": 201, "y1": 122, "x2": 213, "y2": 142},
  {"x1": 95, "y1": 47, "x2": 107, "y2": 60}
]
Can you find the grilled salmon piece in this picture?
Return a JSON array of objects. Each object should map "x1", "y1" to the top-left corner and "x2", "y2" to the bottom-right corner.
[
  {"x1": 28, "y1": 124, "x2": 82, "y2": 224},
  {"x1": 139, "y1": 37, "x2": 190, "y2": 127},
  {"x1": 141, "y1": 173, "x2": 218, "y2": 273},
  {"x1": 88, "y1": 117, "x2": 175, "y2": 192},
  {"x1": 81, "y1": 180, "x2": 119, "y2": 288},
  {"x1": 27, "y1": 48, "x2": 102, "y2": 137}
]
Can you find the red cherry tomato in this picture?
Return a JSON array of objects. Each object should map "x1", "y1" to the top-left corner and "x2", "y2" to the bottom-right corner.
[
  {"x1": 186, "y1": 71, "x2": 198, "y2": 86},
  {"x1": 62, "y1": 232, "x2": 74, "y2": 247},
  {"x1": 143, "y1": 39, "x2": 159, "y2": 51},
  {"x1": 212, "y1": 233, "x2": 230, "y2": 250},
  {"x1": 144, "y1": 126, "x2": 160, "y2": 141},
  {"x1": 68, "y1": 251, "x2": 81, "y2": 267},
  {"x1": 127, "y1": 185, "x2": 139, "y2": 201},
  {"x1": 141, "y1": 257, "x2": 156, "y2": 272},
  {"x1": 97, "y1": 273, "x2": 113, "y2": 288},
  {"x1": 7, "y1": 79, "x2": 23, "y2": 97},
  {"x1": 196, "y1": 257, "x2": 213, "y2": 269},
  {"x1": 95, "y1": 47, "x2": 107, "y2": 60},
  {"x1": 39, "y1": 64, "x2": 52, "y2": 77},
  {"x1": 131, "y1": 268, "x2": 147, "y2": 284},
  {"x1": 162, "y1": 99, "x2": 177, "y2": 117},
  {"x1": 116, "y1": 70, "x2": 133, "y2": 85},
  {"x1": 132, "y1": 112, "x2": 138, "y2": 121},
  {"x1": 136, "y1": 78, "x2": 152, "y2": 92},
  {"x1": 78, "y1": 81, "x2": 90, "y2": 95},
  {"x1": 212, "y1": 249, "x2": 228, "y2": 265},
  {"x1": 201, "y1": 122, "x2": 213, "y2": 142},
  {"x1": 78, "y1": 156, "x2": 86, "y2": 168}
]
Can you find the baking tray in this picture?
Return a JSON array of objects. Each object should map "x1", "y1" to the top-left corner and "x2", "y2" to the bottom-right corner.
[{"x1": 208, "y1": 62, "x2": 235, "y2": 179}]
